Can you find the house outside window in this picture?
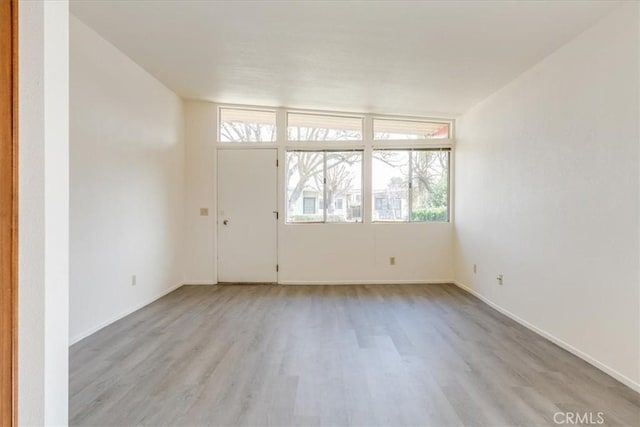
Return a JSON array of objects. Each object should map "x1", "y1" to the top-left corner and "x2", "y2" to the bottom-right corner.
[{"x1": 303, "y1": 197, "x2": 316, "y2": 214}]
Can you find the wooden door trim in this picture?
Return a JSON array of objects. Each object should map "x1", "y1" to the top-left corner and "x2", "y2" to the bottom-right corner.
[{"x1": 1, "y1": 0, "x2": 18, "y2": 425}]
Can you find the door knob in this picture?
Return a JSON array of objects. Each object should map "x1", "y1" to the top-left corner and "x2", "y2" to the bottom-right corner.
[{"x1": 223, "y1": 219, "x2": 229, "y2": 225}]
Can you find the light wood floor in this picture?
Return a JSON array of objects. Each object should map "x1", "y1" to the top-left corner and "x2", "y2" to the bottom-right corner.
[{"x1": 70, "y1": 284, "x2": 639, "y2": 426}]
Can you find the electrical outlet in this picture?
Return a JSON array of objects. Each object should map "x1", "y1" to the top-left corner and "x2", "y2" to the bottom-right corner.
[
  {"x1": 473, "y1": 264, "x2": 477, "y2": 274},
  {"x1": 496, "y1": 274, "x2": 503, "y2": 285},
  {"x1": 389, "y1": 257, "x2": 396, "y2": 266},
  {"x1": 131, "y1": 275, "x2": 137, "y2": 286}
]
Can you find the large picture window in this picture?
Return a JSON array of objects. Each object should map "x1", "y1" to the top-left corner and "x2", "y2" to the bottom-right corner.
[
  {"x1": 217, "y1": 105, "x2": 453, "y2": 225},
  {"x1": 286, "y1": 151, "x2": 363, "y2": 223},
  {"x1": 372, "y1": 149, "x2": 449, "y2": 222}
]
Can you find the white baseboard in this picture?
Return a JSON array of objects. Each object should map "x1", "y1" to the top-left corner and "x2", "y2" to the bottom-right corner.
[
  {"x1": 69, "y1": 282, "x2": 184, "y2": 346},
  {"x1": 182, "y1": 281, "x2": 217, "y2": 285},
  {"x1": 278, "y1": 279, "x2": 453, "y2": 285},
  {"x1": 453, "y1": 281, "x2": 640, "y2": 393}
]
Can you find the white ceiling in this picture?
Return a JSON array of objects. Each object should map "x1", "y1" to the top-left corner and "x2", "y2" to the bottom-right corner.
[{"x1": 70, "y1": 0, "x2": 619, "y2": 117}]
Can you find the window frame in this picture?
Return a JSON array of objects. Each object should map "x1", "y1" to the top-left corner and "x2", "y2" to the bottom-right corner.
[
  {"x1": 286, "y1": 111, "x2": 365, "y2": 143},
  {"x1": 372, "y1": 117, "x2": 452, "y2": 141},
  {"x1": 215, "y1": 104, "x2": 455, "y2": 225},
  {"x1": 371, "y1": 148, "x2": 451, "y2": 223},
  {"x1": 218, "y1": 106, "x2": 278, "y2": 144},
  {"x1": 285, "y1": 149, "x2": 365, "y2": 224}
]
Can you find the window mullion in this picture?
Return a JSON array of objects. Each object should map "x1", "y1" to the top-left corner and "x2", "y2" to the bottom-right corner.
[
  {"x1": 447, "y1": 152, "x2": 451, "y2": 222},
  {"x1": 408, "y1": 150, "x2": 413, "y2": 222},
  {"x1": 323, "y1": 152, "x2": 328, "y2": 223}
]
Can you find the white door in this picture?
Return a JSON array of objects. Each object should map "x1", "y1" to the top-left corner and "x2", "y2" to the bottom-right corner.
[{"x1": 217, "y1": 149, "x2": 278, "y2": 283}]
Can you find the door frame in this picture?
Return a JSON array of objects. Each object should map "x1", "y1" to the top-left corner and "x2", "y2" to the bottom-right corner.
[
  {"x1": 1, "y1": 0, "x2": 18, "y2": 424},
  {"x1": 216, "y1": 147, "x2": 279, "y2": 283}
]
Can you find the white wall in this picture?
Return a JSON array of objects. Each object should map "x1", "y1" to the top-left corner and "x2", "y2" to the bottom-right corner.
[
  {"x1": 183, "y1": 101, "x2": 217, "y2": 284},
  {"x1": 183, "y1": 103, "x2": 454, "y2": 285},
  {"x1": 69, "y1": 16, "x2": 185, "y2": 343},
  {"x1": 279, "y1": 223, "x2": 452, "y2": 284},
  {"x1": 454, "y1": 3, "x2": 639, "y2": 390},
  {"x1": 19, "y1": 0, "x2": 69, "y2": 424}
]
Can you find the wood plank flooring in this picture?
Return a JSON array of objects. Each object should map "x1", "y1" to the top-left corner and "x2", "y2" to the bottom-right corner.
[{"x1": 69, "y1": 284, "x2": 640, "y2": 426}]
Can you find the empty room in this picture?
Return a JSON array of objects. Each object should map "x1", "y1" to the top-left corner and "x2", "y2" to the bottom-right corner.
[{"x1": 2, "y1": 0, "x2": 639, "y2": 426}]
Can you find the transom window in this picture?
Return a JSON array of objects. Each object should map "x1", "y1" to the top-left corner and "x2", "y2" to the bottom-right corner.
[
  {"x1": 219, "y1": 108, "x2": 276, "y2": 142},
  {"x1": 373, "y1": 118, "x2": 450, "y2": 140},
  {"x1": 287, "y1": 113, "x2": 363, "y2": 141}
]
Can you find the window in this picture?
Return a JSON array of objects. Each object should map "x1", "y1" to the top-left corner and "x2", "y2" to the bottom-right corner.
[
  {"x1": 373, "y1": 118, "x2": 450, "y2": 140},
  {"x1": 219, "y1": 108, "x2": 276, "y2": 142},
  {"x1": 372, "y1": 151, "x2": 409, "y2": 221},
  {"x1": 286, "y1": 151, "x2": 363, "y2": 223},
  {"x1": 303, "y1": 197, "x2": 317, "y2": 214},
  {"x1": 216, "y1": 105, "x2": 453, "y2": 225},
  {"x1": 288, "y1": 113, "x2": 363, "y2": 141},
  {"x1": 372, "y1": 149, "x2": 449, "y2": 222},
  {"x1": 374, "y1": 197, "x2": 384, "y2": 211}
]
